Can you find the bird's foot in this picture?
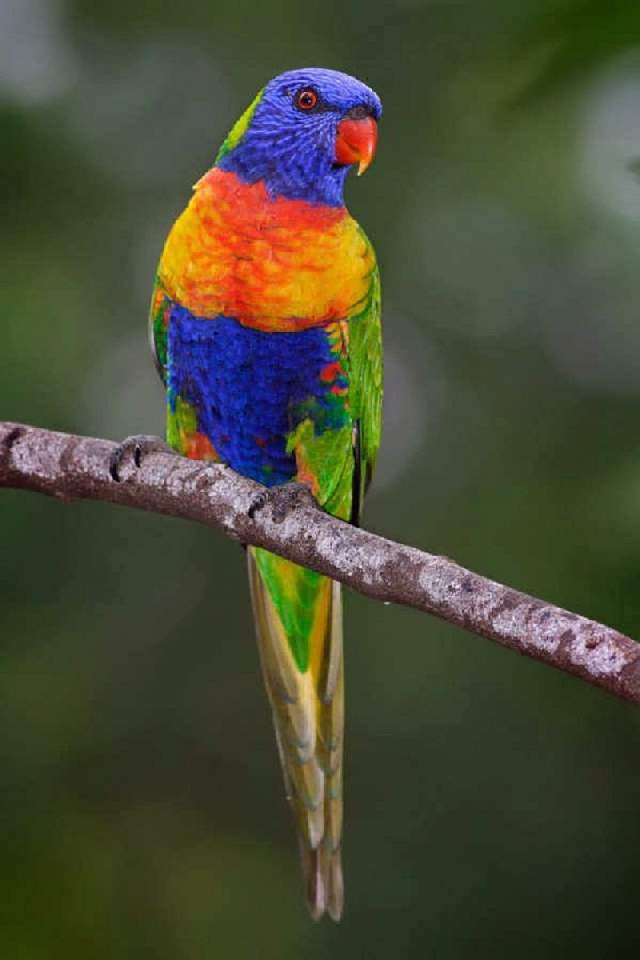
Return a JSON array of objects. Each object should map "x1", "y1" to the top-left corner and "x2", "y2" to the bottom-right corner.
[
  {"x1": 274, "y1": 481, "x2": 315, "y2": 520},
  {"x1": 109, "y1": 434, "x2": 175, "y2": 482},
  {"x1": 248, "y1": 481, "x2": 315, "y2": 523}
]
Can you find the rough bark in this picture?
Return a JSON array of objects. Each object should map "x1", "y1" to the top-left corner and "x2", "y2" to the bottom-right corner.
[{"x1": 2, "y1": 420, "x2": 639, "y2": 705}]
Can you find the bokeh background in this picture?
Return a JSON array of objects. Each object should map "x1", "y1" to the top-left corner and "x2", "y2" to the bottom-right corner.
[{"x1": 2, "y1": 1, "x2": 640, "y2": 956}]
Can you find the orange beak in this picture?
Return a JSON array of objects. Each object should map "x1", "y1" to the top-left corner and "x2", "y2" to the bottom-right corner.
[{"x1": 335, "y1": 115, "x2": 378, "y2": 176}]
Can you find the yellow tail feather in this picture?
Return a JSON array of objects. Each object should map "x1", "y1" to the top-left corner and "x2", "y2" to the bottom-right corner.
[{"x1": 247, "y1": 548, "x2": 344, "y2": 921}]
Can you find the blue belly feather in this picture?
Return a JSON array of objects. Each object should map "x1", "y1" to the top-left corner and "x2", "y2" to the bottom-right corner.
[{"x1": 167, "y1": 304, "x2": 349, "y2": 486}]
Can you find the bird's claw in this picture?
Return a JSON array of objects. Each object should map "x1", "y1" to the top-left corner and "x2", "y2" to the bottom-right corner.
[
  {"x1": 248, "y1": 482, "x2": 314, "y2": 523},
  {"x1": 109, "y1": 434, "x2": 174, "y2": 482},
  {"x1": 270, "y1": 481, "x2": 315, "y2": 523},
  {"x1": 247, "y1": 492, "x2": 268, "y2": 519}
]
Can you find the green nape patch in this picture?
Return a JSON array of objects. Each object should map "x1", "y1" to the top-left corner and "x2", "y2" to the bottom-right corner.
[
  {"x1": 215, "y1": 89, "x2": 264, "y2": 164},
  {"x1": 254, "y1": 549, "x2": 326, "y2": 672}
]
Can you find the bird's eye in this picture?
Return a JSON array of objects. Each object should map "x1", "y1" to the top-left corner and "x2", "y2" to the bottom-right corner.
[{"x1": 295, "y1": 88, "x2": 319, "y2": 111}]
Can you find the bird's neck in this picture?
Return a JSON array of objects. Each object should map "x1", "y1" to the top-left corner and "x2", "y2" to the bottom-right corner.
[
  {"x1": 216, "y1": 139, "x2": 349, "y2": 207},
  {"x1": 195, "y1": 168, "x2": 348, "y2": 231}
]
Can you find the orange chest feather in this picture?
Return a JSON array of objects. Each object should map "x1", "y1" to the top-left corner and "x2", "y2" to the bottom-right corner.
[{"x1": 158, "y1": 169, "x2": 374, "y2": 331}]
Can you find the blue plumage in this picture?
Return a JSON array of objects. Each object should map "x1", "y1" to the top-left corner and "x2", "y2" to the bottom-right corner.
[{"x1": 167, "y1": 303, "x2": 349, "y2": 485}]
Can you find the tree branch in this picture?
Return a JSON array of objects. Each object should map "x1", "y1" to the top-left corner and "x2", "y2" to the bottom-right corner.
[{"x1": 2, "y1": 420, "x2": 639, "y2": 705}]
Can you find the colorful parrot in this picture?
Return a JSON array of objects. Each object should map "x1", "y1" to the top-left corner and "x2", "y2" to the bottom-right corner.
[{"x1": 113, "y1": 68, "x2": 382, "y2": 921}]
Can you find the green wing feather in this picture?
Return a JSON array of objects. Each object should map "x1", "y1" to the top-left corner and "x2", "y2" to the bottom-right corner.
[
  {"x1": 149, "y1": 275, "x2": 170, "y2": 385},
  {"x1": 348, "y1": 235, "x2": 383, "y2": 522}
]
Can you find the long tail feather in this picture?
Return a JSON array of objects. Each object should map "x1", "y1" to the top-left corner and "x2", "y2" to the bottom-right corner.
[{"x1": 247, "y1": 548, "x2": 344, "y2": 921}]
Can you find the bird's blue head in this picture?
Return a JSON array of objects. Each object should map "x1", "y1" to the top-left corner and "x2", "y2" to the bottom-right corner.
[{"x1": 215, "y1": 67, "x2": 382, "y2": 207}]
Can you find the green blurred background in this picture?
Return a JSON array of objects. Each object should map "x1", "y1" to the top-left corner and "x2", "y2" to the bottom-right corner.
[{"x1": 2, "y1": 0, "x2": 640, "y2": 956}]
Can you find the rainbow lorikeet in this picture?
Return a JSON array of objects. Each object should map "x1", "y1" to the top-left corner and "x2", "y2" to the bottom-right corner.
[{"x1": 118, "y1": 68, "x2": 382, "y2": 920}]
